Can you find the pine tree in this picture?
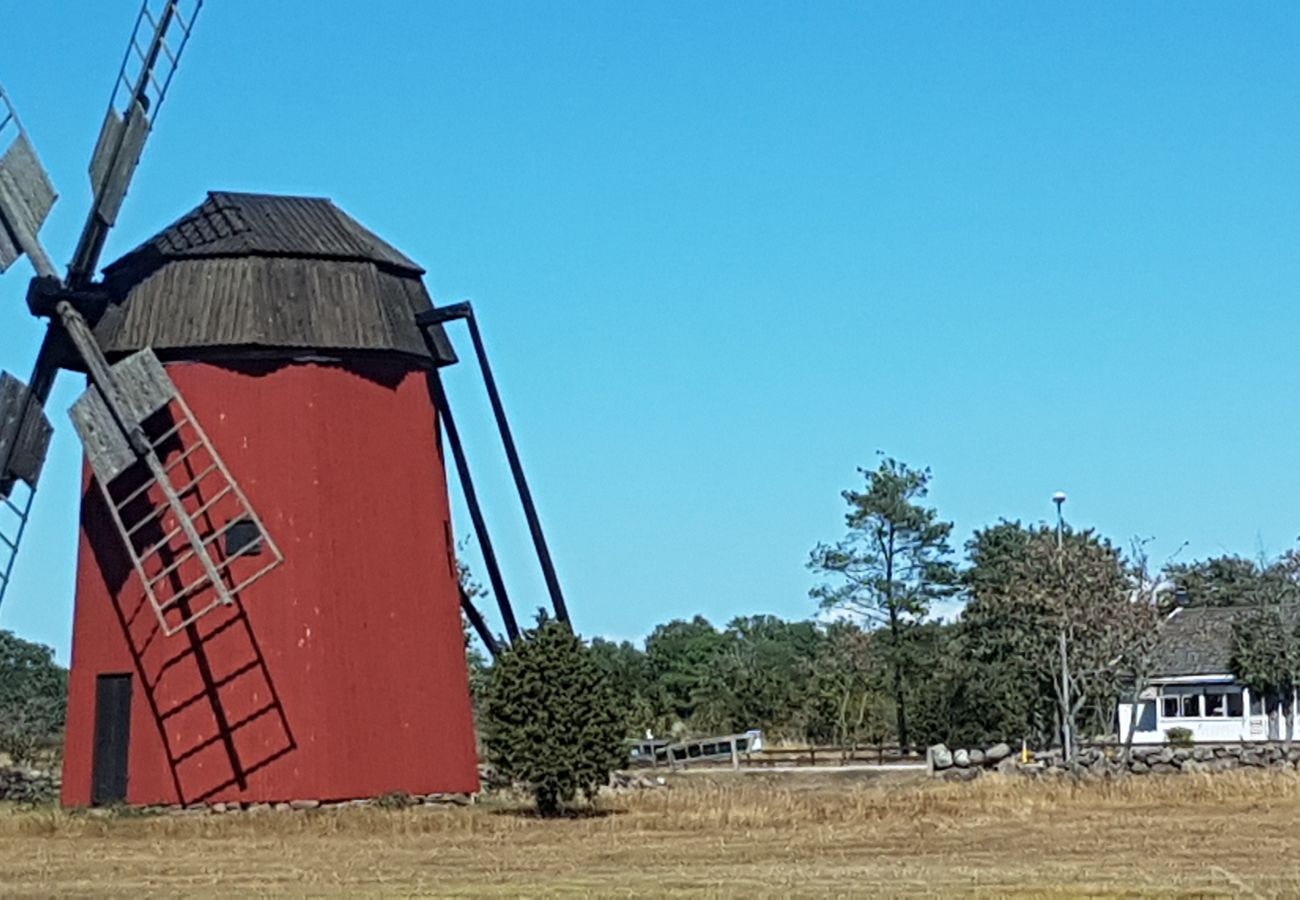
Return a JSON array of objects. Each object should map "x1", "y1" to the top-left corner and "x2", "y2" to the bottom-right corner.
[{"x1": 484, "y1": 615, "x2": 628, "y2": 816}]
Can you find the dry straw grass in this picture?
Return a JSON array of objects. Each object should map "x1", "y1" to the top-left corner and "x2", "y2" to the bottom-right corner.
[{"x1": 3, "y1": 769, "x2": 1300, "y2": 896}]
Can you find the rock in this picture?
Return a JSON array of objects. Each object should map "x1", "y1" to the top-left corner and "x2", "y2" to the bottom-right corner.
[
  {"x1": 968, "y1": 749, "x2": 986, "y2": 767},
  {"x1": 273, "y1": 802, "x2": 291, "y2": 812},
  {"x1": 211, "y1": 802, "x2": 227, "y2": 813},
  {"x1": 1156, "y1": 748, "x2": 1174, "y2": 764},
  {"x1": 928, "y1": 744, "x2": 953, "y2": 771},
  {"x1": 1193, "y1": 748, "x2": 1214, "y2": 762},
  {"x1": 289, "y1": 799, "x2": 320, "y2": 810},
  {"x1": 1150, "y1": 763, "x2": 1177, "y2": 775},
  {"x1": 1129, "y1": 760, "x2": 1150, "y2": 774},
  {"x1": 985, "y1": 743, "x2": 1012, "y2": 764},
  {"x1": 942, "y1": 766, "x2": 979, "y2": 782},
  {"x1": 953, "y1": 749, "x2": 970, "y2": 768},
  {"x1": 995, "y1": 757, "x2": 1019, "y2": 775},
  {"x1": 1182, "y1": 760, "x2": 1208, "y2": 774},
  {"x1": 1173, "y1": 749, "x2": 1191, "y2": 762}
]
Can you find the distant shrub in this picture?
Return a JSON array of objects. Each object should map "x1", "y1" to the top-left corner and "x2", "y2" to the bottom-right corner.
[
  {"x1": 1165, "y1": 727, "x2": 1194, "y2": 749},
  {"x1": 484, "y1": 615, "x2": 627, "y2": 817},
  {"x1": 0, "y1": 631, "x2": 67, "y2": 765}
]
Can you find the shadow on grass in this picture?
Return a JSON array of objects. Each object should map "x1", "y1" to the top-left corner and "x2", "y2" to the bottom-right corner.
[{"x1": 488, "y1": 806, "x2": 626, "y2": 821}]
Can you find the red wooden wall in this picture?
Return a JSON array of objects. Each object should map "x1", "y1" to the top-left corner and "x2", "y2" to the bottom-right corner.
[{"x1": 61, "y1": 360, "x2": 479, "y2": 806}]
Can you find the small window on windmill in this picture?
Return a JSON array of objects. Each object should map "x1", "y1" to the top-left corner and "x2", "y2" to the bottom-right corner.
[{"x1": 225, "y1": 518, "x2": 263, "y2": 558}]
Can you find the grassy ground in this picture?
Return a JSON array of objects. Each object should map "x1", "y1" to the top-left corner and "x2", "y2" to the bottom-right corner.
[{"x1": 2, "y1": 769, "x2": 1299, "y2": 896}]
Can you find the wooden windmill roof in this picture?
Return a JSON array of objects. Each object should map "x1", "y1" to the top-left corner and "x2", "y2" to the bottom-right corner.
[{"x1": 93, "y1": 192, "x2": 454, "y2": 365}]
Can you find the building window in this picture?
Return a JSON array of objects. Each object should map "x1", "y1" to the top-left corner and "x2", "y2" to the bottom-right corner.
[
  {"x1": 1205, "y1": 692, "x2": 1225, "y2": 717},
  {"x1": 1226, "y1": 692, "x2": 1244, "y2": 717},
  {"x1": 1251, "y1": 695, "x2": 1265, "y2": 716},
  {"x1": 1161, "y1": 696, "x2": 1180, "y2": 718},
  {"x1": 1180, "y1": 694, "x2": 1201, "y2": 717}
]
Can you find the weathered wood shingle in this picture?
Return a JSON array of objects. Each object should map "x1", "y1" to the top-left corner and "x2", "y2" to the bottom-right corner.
[{"x1": 93, "y1": 192, "x2": 453, "y2": 365}]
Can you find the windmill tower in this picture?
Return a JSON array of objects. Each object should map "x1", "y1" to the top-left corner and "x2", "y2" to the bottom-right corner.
[{"x1": 1, "y1": 3, "x2": 567, "y2": 807}]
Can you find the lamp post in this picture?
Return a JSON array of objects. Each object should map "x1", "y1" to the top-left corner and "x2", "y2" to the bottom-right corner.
[
  {"x1": 1053, "y1": 491, "x2": 1071, "y2": 762},
  {"x1": 1053, "y1": 491, "x2": 1067, "y2": 549}
]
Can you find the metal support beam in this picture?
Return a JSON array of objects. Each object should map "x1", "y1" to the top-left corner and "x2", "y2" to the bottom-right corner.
[
  {"x1": 418, "y1": 302, "x2": 570, "y2": 625},
  {"x1": 460, "y1": 586, "x2": 500, "y2": 659},
  {"x1": 425, "y1": 371, "x2": 520, "y2": 644}
]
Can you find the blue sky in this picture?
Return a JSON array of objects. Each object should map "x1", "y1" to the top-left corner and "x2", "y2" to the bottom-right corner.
[{"x1": 2, "y1": 2, "x2": 1299, "y2": 662}]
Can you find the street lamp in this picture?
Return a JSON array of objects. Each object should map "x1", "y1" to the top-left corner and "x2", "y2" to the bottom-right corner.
[
  {"x1": 1052, "y1": 491, "x2": 1071, "y2": 762},
  {"x1": 1053, "y1": 491, "x2": 1067, "y2": 549}
]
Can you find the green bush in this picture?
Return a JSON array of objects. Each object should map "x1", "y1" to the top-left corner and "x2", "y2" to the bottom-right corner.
[
  {"x1": 484, "y1": 616, "x2": 628, "y2": 817},
  {"x1": 1165, "y1": 726, "x2": 1194, "y2": 749},
  {"x1": 0, "y1": 631, "x2": 67, "y2": 765}
]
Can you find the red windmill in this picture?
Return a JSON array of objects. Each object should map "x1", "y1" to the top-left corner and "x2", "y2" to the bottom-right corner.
[{"x1": 0, "y1": 2, "x2": 563, "y2": 807}]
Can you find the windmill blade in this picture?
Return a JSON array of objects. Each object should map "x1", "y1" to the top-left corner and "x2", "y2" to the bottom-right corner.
[
  {"x1": 0, "y1": 87, "x2": 59, "y2": 611},
  {"x1": 0, "y1": 84, "x2": 57, "y2": 498},
  {"x1": 62, "y1": 337, "x2": 283, "y2": 637},
  {"x1": 0, "y1": 372, "x2": 51, "y2": 611},
  {"x1": 68, "y1": 0, "x2": 204, "y2": 286},
  {"x1": 0, "y1": 86, "x2": 59, "y2": 278}
]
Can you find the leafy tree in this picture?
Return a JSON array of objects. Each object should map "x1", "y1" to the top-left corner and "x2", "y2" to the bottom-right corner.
[
  {"x1": 589, "y1": 637, "x2": 656, "y2": 735},
  {"x1": 0, "y1": 631, "x2": 67, "y2": 765},
  {"x1": 1166, "y1": 552, "x2": 1300, "y2": 609},
  {"x1": 644, "y1": 617, "x2": 729, "y2": 727},
  {"x1": 690, "y1": 616, "x2": 820, "y2": 738},
  {"x1": 808, "y1": 456, "x2": 957, "y2": 749},
  {"x1": 1231, "y1": 608, "x2": 1300, "y2": 743},
  {"x1": 958, "y1": 521, "x2": 1057, "y2": 745},
  {"x1": 483, "y1": 616, "x2": 627, "y2": 816},
  {"x1": 958, "y1": 522, "x2": 1136, "y2": 750},
  {"x1": 798, "y1": 621, "x2": 890, "y2": 745}
]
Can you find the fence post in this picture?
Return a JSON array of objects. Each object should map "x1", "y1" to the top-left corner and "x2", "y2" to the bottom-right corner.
[{"x1": 730, "y1": 736, "x2": 740, "y2": 771}]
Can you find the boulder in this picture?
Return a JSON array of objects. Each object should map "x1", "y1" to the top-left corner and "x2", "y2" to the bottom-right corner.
[
  {"x1": 1155, "y1": 747, "x2": 1174, "y2": 764},
  {"x1": 985, "y1": 742, "x2": 1012, "y2": 764},
  {"x1": 1150, "y1": 762, "x2": 1177, "y2": 775},
  {"x1": 928, "y1": 744, "x2": 953, "y2": 771},
  {"x1": 968, "y1": 748, "x2": 986, "y2": 767},
  {"x1": 995, "y1": 756, "x2": 1019, "y2": 775},
  {"x1": 953, "y1": 749, "x2": 971, "y2": 768},
  {"x1": 1129, "y1": 760, "x2": 1150, "y2": 774}
]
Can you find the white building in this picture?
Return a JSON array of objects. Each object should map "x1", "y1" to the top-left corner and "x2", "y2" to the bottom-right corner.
[{"x1": 1118, "y1": 607, "x2": 1273, "y2": 744}]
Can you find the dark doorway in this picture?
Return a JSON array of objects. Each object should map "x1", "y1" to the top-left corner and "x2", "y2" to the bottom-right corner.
[{"x1": 91, "y1": 673, "x2": 133, "y2": 805}]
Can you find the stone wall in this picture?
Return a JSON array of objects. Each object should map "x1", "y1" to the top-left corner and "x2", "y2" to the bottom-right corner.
[
  {"x1": 928, "y1": 741, "x2": 1300, "y2": 780},
  {"x1": 0, "y1": 767, "x2": 60, "y2": 803}
]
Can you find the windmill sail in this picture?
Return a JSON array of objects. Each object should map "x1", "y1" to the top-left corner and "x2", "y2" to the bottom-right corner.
[
  {"x1": 0, "y1": 374, "x2": 50, "y2": 609},
  {"x1": 0, "y1": 1, "x2": 287, "y2": 627},
  {"x1": 0, "y1": 105, "x2": 57, "y2": 275},
  {"x1": 69, "y1": 350, "x2": 283, "y2": 636},
  {"x1": 70, "y1": 0, "x2": 203, "y2": 285}
]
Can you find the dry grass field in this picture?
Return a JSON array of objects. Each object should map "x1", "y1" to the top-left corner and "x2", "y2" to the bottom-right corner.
[{"x1": 2, "y1": 769, "x2": 1299, "y2": 896}]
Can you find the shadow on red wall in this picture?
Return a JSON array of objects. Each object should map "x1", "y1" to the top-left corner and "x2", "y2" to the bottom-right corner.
[{"x1": 83, "y1": 425, "x2": 296, "y2": 805}]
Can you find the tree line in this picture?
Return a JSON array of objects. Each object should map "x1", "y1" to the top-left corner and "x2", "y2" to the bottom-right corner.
[{"x1": 470, "y1": 455, "x2": 1300, "y2": 752}]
